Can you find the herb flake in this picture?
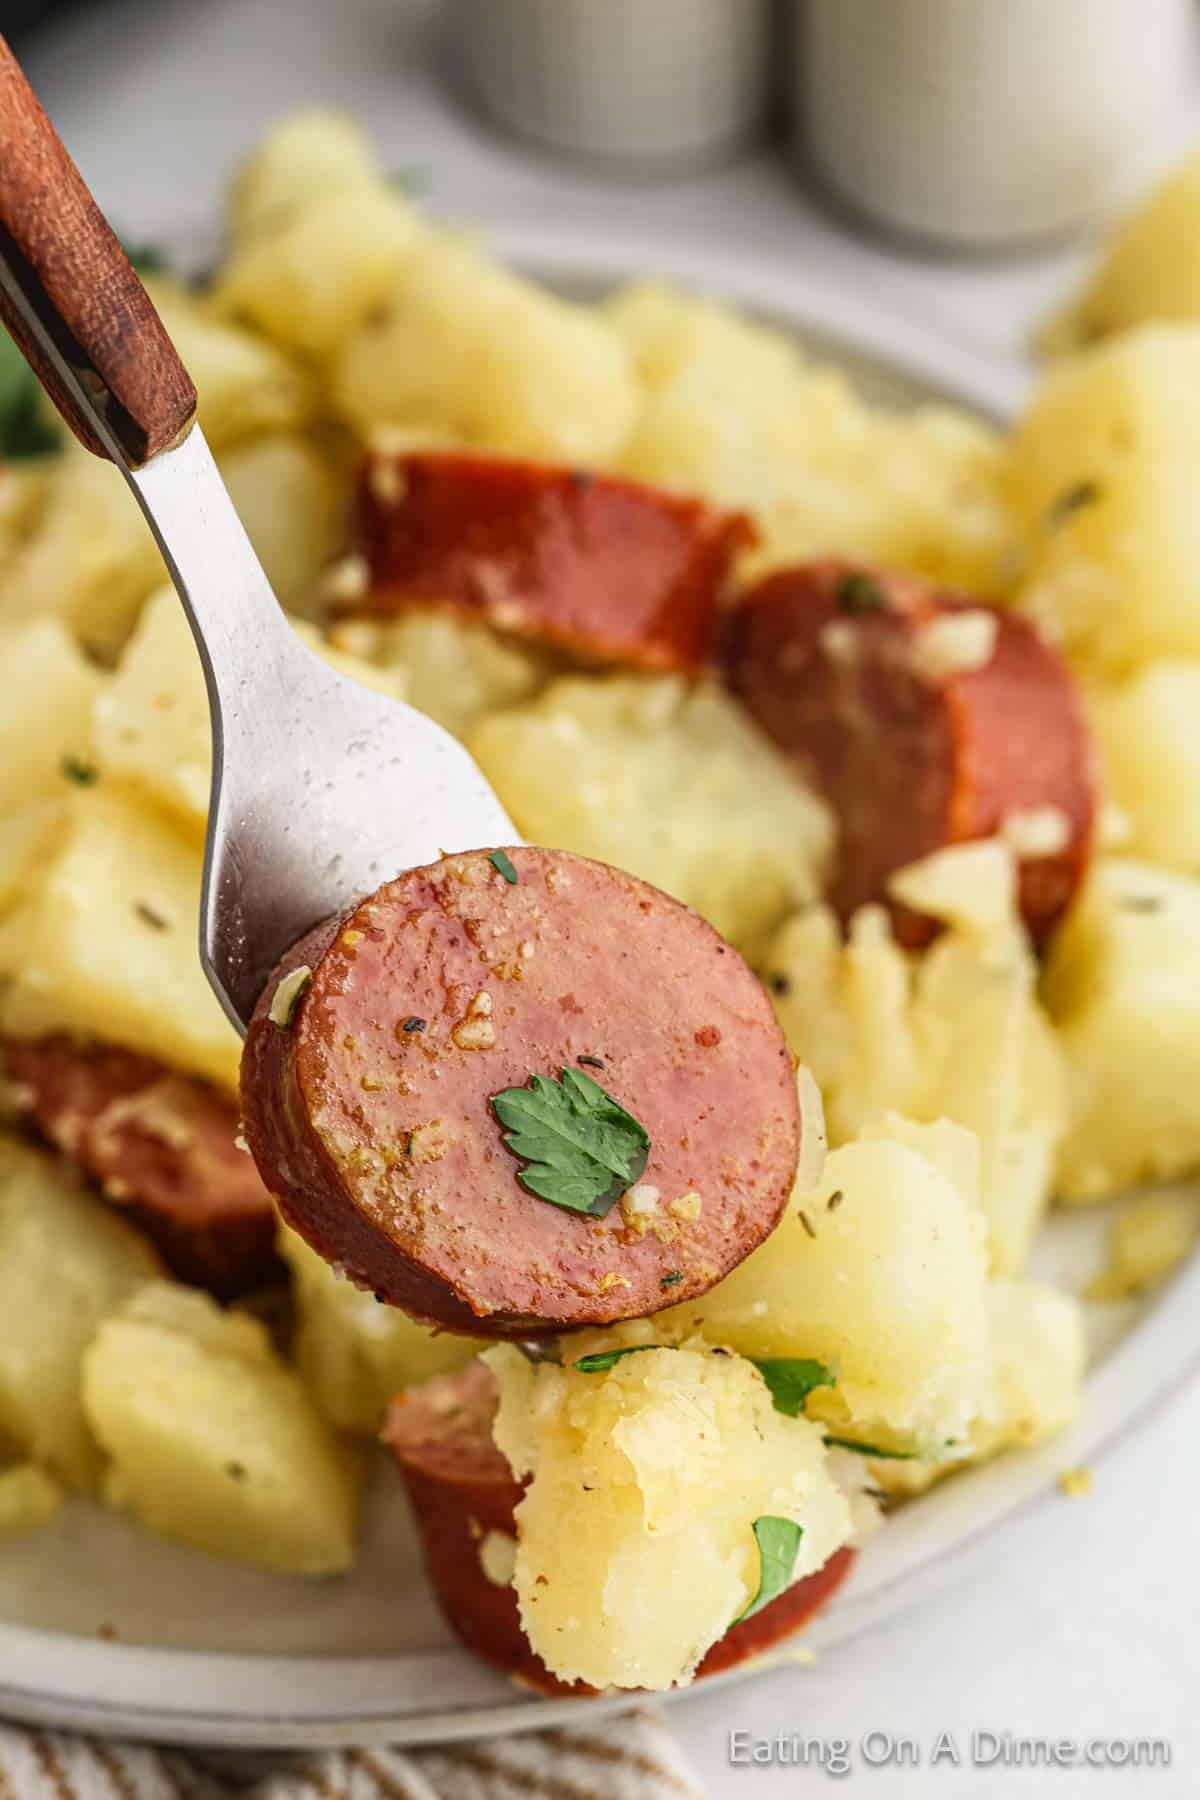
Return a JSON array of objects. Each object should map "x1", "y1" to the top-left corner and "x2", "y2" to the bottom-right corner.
[
  {"x1": 660, "y1": 1269, "x2": 683, "y2": 1289},
  {"x1": 489, "y1": 849, "x2": 519, "y2": 885},
  {"x1": 836, "y1": 571, "x2": 889, "y2": 615},
  {"x1": 825, "y1": 1437, "x2": 918, "y2": 1462},
  {"x1": 752, "y1": 1358, "x2": 836, "y2": 1418},
  {"x1": 574, "y1": 1345, "x2": 659, "y2": 1374},
  {"x1": 734, "y1": 1517, "x2": 803, "y2": 1625},
  {"x1": 0, "y1": 329, "x2": 60, "y2": 461},
  {"x1": 61, "y1": 755, "x2": 99, "y2": 786},
  {"x1": 491, "y1": 1066, "x2": 650, "y2": 1217},
  {"x1": 1044, "y1": 480, "x2": 1101, "y2": 531}
]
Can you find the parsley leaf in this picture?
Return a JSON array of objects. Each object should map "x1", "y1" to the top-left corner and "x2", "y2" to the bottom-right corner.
[
  {"x1": 61, "y1": 755, "x2": 100, "y2": 786},
  {"x1": 734, "y1": 1517, "x2": 803, "y2": 1625},
  {"x1": 1044, "y1": 479, "x2": 1101, "y2": 531},
  {"x1": 825, "y1": 1437, "x2": 918, "y2": 1461},
  {"x1": 752, "y1": 1358, "x2": 836, "y2": 1418},
  {"x1": 0, "y1": 329, "x2": 60, "y2": 461},
  {"x1": 491, "y1": 1066, "x2": 650, "y2": 1217},
  {"x1": 574, "y1": 1345, "x2": 659, "y2": 1374},
  {"x1": 489, "y1": 849, "x2": 519, "y2": 885},
  {"x1": 836, "y1": 571, "x2": 888, "y2": 614}
]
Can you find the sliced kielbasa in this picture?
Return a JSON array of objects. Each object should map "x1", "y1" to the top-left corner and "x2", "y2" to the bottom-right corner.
[
  {"x1": 725, "y1": 560, "x2": 1097, "y2": 949},
  {"x1": 345, "y1": 450, "x2": 753, "y2": 674},
  {"x1": 240, "y1": 847, "x2": 801, "y2": 1336},
  {"x1": 384, "y1": 1360, "x2": 857, "y2": 1695},
  {"x1": 3, "y1": 1036, "x2": 279, "y2": 1298}
]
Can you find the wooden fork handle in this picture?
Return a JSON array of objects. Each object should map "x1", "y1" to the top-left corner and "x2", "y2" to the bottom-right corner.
[{"x1": 0, "y1": 34, "x2": 196, "y2": 466}]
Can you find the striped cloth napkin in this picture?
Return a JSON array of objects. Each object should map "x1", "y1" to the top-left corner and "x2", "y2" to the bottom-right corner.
[{"x1": 0, "y1": 1708, "x2": 705, "y2": 1800}]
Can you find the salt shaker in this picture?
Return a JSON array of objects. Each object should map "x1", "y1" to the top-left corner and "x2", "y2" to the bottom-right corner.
[
  {"x1": 453, "y1": 0, "x2": 774, "y2": 171},
  {"x1": 794, "y1": 0, "x2": 1197, "y2": 249}
]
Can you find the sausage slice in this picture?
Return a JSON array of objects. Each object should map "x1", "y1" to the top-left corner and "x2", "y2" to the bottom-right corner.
[
  {"x1": 3, "y1": 1036, "x2": 279, "y2": 1298},
  {"x1": 346, "y1": 450, "x2": 753, "y2": 673},
  {"x1": 385, "y1": 1360, "x2": 856, "y2": 1695},
  {"x1": 726, "y1": 560, "x2": 1097, "y2": 948},
  {"x1": 240, "y1": 847, "x2": 801, "y2": 1336}
]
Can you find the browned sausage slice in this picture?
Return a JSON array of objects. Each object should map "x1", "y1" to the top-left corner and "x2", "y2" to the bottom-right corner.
[
  {"x1": 384, "y1": 1360, "x2": 857, "y2": 1695},
  {"x1": 725, "y1": 560, "x2": 1097, "y2": 948},
  {"x1": 240, "y1": 847, "x2": 801, "y2": 1336},
  {"x1": 346, "y1": 450, "x2": 754, "y2": 674},
  {"x1": 3, "y1": 1036, "x2": 279, "y2": 1298}
]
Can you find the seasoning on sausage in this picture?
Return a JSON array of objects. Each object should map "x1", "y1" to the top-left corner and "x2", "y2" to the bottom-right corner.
[
  {"x1": 384, "y1": 1360, "x2": 857, "y2": 1695},
  {"x1": 3, "y1": 1036, "x2": 279, "y2": 1298},
  {"x1": 240, "y1": 847, "x2": 801, "y2": 1336},
  {"x1": 345, "y1": 450, "x2": 754, "y2": 674},
  {"x1": 725, "y1": 560, "x2": 1097, "y2": 949}
]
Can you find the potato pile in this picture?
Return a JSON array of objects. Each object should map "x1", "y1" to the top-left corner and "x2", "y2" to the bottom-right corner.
[{"x1": 0, "y1": 109, "x2": 1197, "y2": 1678}]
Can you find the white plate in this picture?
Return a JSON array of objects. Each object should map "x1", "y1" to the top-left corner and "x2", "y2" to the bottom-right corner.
[{"x1": 0, "y1": 231, "x2": 1195, "y2": 1750}]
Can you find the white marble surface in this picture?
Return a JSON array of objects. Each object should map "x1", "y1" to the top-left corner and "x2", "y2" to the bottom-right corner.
[{"x1": 21, "y1": 1, "x2": 1200, "y2": 1790}]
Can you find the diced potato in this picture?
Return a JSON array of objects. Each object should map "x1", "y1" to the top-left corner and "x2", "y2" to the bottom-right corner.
[
  {"x1": 144, "y1": 276, "x2": 314, "y2": 450},
  {"x1": 0, "y1": 1464, "x2": 65, "y2": 1541},
  {"x1": 469, "y1": 673, "x2": 832, "y2": 955},
  {"x1": 606, "y1": 282, "x2": 1012, "y2": 594},
  {"x1": 1087, "y1": 1190, "x2": 1200, "y2": 1301},
  {"x1": 1088, "y1": 661, "x2": 1200, "y2": 871},
  {"x1": 663, "y1": 1118, "x2": 994, "y2": 1458},
  {"x1": 872, "y1": 1278, "x2": 1086, "y2": 1500},
  {"x1": 0, "y1": 782, "x2": 241, "y2": 1092},
  {"x1": 0, "y1": 1136, "x2": 162, "y2": 1491},
  {"x1": 1043, "y1": 859, "x2": 1200, "y2": 1198},
  {"x1": 216, "y1": 183, "x2": 425, "y2": 357},
  {"x1": 1040, "y1": 147, "x2": 1200, "y2": 353},
  {"x1": 1009, "y1": 326, "x2": 1200, "y2": 676},
  {"x1": 763, "y1": 845, "x2": 1065, "y2": 1274},
  {"x1": 326, "y1": 609, "x2": 542, "y2": 743},
  {"x1": 331, "y1": 232, "x2": 638, "y2": 464},
  {"x1": 280, "y1": 1227, "x2": 478, "y2": 1434},
  {"x1": 93, "y1": 587, "x2": 403, "y2": 834},
  {"x1": 0, "y1": 618, "x2": 101, "y2": 815},
  {"x1": 218, "y1": 434, "x2": 347, "y2": 613},
  {"x1": 0, "y1": 800, "x2": 66, "y2": 915},
  {"x1": 0, "y1": 442, "x2": 163, "y2": 657},
  {"x1": 228, "y1": 110, "x2": 382, "y2": 246},
  {"x1": 485, "y1": 1339, "x2": 852, "y2": 1690},
  {"x1": 82, "y1": 1282, "x2": 360, "y2": 1573}
]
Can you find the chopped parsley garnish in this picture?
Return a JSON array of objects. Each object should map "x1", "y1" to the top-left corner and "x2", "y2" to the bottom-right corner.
[
  {"x1": 733, "y1": 1517, "x2": 803, "y2": 1625},
  {"x1": 752, "y1": 1358, "x2": 836, "y2": 1418},
  {"x1": 1044, "y1": 480, "x2": 1101, "y2": 530},
  {"x1": 491, "y1": 1066, "x2": 650, "y2": 1217},
  {"x1": 825, "y1": 1437, "x2": 918, "y2": 1461},
  {"x1": 401, "y1": 1015, "x2": 427, "y2": 1033},
  {"x1": 1121, "y1": 895, "x2": 1162, "y2": 915},
  {"x1": 574, "y1": 1345, "x2": 659, "y2": 1374},
  {"x1": 660, "y1": 1269, "x2": 683, "y2": 1289},
  {"x1": 0, "y1": 329, "x2": 60, "y2": 460},
  {"x1": 61, "y1": 755, "x2": 99, "y2": 786},
  {"x1": 836, "y1": 571, "x2": 888, "y2": 615},
  {"x1": 134, "y1": 901, "x2": 169, "y2": 931},
  {"x1": 489, "y1": 849, "x2": 519, "y2": 885}
]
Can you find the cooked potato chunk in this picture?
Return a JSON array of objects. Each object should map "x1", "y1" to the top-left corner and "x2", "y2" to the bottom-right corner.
[
  {"x1": 0, "y1": 618, "x2": 101, "y2": 813},
  {"x1": 663, "y1": 1117, "x2": 994, "y2": 1458},
  {"x1": 1040, "y1": 147, "x2": 1200, "y2": 353},
  {"x1": 0, "y1": 782, "x2": 241, "y2": 1092},
  {"x1": 1043, "y1": 859, "x2": 1200, "y2": 1197},
  {"x1": 328, "y1": 610, "x2": 544, "y2": 743},
  {"x1": 0, "y1": 1463, "x2": 65, "y2": 1541},
  {"x1": 1087, "y1": 1190, "x2": 1200, "y2": 1301},
  {"x1": 1088, "y1": 661, "x2": 1200, "y2": 872},
  {"x1": 0, "y1": 1136, "x2": 161, "y2": 1491},
  {"x1": 228, "y1": 110, "x2": 381, "y2": 246},
  {"x1": 1010, "y1": 326, "x2": 1200, "y2": 676},
  {"x1": 280, "y1": 1227, "x2": 478, "y2": 1434},
  {"x1": 218, "y1": 435, "x2": 346, "y2": 612},
  {"x1": 144, "y1": 276, "x2": 314, "y2": 450},
  {"x1": 485, "y1": 1340, "x2": 852, "y2": 1690},
  {"x1": 82, "y1": 1282, "x2": 360, "y2": 1573},
  {"x1": 93, "y1": 587, "x2": 403, "y2": 835},
  {"x1": 607, "y1": 282, "x2": 1011, "y2": 594},
  {"x1": 331, "y1": 233, "x2": 638, "y2": 463},
  {"x1": 763, "y1": 845, "x2": 1065, "y2": 1274},
  {"x1": 469, "y1": 673, "x2": 832, "y2": 955},
  {"x1": 216, "y1": 182, "x2": 425, "y2": 357},
  {"x1": 0, "y1": 442, "x2": 163, "y2": 657}
]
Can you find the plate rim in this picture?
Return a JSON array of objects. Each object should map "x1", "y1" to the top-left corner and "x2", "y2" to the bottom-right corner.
[{"x1": 1, "y1": 227, "x2": 1193, "y2": 1750}]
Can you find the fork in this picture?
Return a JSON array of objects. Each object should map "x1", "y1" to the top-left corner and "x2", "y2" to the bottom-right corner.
[{"x1": 0, "y1": 38, "x2": 518, "y2": 1034}]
